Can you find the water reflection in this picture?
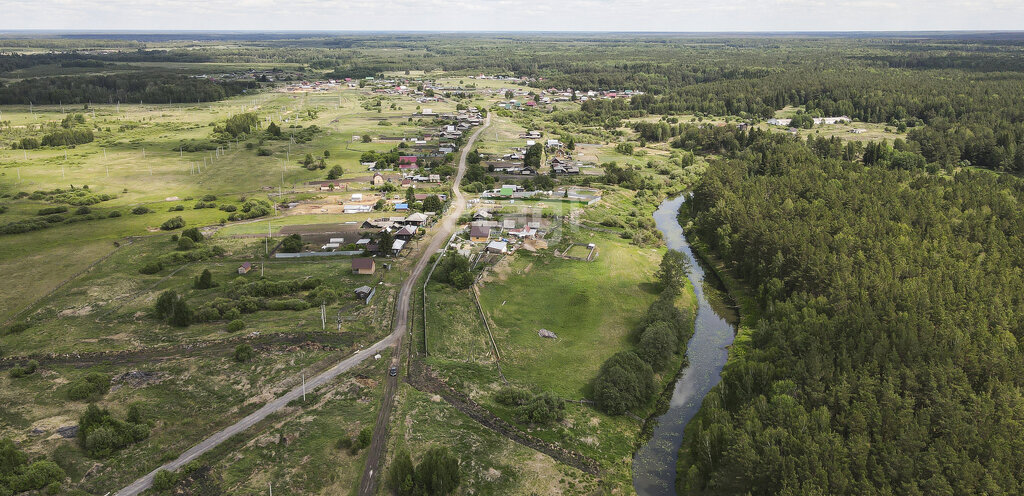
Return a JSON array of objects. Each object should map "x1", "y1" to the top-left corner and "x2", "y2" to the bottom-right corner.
[{"x1": 632, "y1": 195, "x2": 740, "y2": 496}]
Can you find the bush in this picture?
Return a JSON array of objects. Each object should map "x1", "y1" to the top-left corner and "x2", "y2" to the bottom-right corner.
[
  {"x1": 227, "y1": 319, "x2": 245, "y2": 332},
  {"x1": 256, "y1": 147, "x2": 272, "y2": 156},
  {"x1": 180, "y1": 227, "x2": 204, "y2": 242},
  {"x1": 152, "y1": 469, "x2": 178, "y2": 491},
  {"x1": 131, "y1": 206, "x2": 151, "y2": 215},
  {"x1": 494, "y1": 388, "x2": 565, "y2": 425},
  {"x1": 37, "y1": 206, "x2": 69, "y2": 215},
  {"x1": 218, "y1": 204, "x2": 237, "y2": 212},
  {"x1": 66, "y1": 372, "x2": 110, "y2": 401},
  {"x1": 280, "y1": 233, "x2": 303, "y2": 253},
  {"x1": 5, "y1": 460, "x2": 65, "y2": 494},
  {"x1": 77, "y1": 404, "x2": 149, "y2": 458},
  {"x1": 160, "y1": 216, "x2": 185, "y2": 230},
  {"x1": 306, "y1": 285, "x2": 338, "y2": 306},
  {"x1": 168, "y1": 205, "x2": 185, "y2": 212},
  {"x1": 74, "y1": 206, "x2": 91, "y2": 215},
  {"x1": 9, "y1": 360, "x2": 39, "y2": 378},
  {"x1": 348, "y1": 427, "x2": 372, "y2": 454},
  {"x1": 139, "y1": 261, "x2": 164, "y2": 274},
  {"x1": 233, "y1": 344, "x2": 254, "y2": 363},
  {"x1": 108, "y1": 211, "x2": 122, "y2": 218},
  {"x1": 176, "y1": 236, "x2": 195, "y2": 250},
  {"x1": 201, "y1": 194, "x2": 217, "y2": 202}
]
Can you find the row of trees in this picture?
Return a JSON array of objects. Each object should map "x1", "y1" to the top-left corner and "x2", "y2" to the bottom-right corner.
[{"x1": 592, "y1": 251, "x2": 692, "y2": 415}]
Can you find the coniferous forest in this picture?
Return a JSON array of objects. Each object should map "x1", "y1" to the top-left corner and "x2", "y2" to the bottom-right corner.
[{"x1": 680, "y1": 130, "x2": 1024, "y2": 495}]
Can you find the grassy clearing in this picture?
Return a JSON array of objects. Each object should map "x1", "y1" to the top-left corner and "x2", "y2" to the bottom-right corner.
[
  {"x1": 422, "y1": 281, "x2": 492, "y2": 364},
  {"x1": 477, "y1": 231, "x2": 662, "y2": 399}
]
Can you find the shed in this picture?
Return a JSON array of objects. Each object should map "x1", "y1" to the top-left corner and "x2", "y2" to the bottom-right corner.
[
  {"x1": 354, "y1": 285, "x2": 376, "y2": 304},
  {"x1": 351, "y1": 257, "x2": 376, "y2": 275},
  {"x1": 238, "y1": 262, "x2": 252, "y2": 275},
  {"x1": 486, "y1": 241, "x2": 508, "y2": 254}
]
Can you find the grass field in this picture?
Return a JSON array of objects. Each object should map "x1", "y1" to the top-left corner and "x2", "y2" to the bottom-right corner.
[
  {"x1": 477, "y1": 231, "x2": 663, "y2": 399},
  {"x1": 0, "y1": 85, "x2": 458, "y2": 324}
]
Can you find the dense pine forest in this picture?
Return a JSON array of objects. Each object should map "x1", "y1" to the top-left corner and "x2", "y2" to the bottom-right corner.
[{"x1": 679, "y1": 131, "x2": 1024, "y2": 494}]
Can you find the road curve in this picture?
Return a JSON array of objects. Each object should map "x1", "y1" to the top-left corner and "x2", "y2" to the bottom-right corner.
[
  {"x1": 357, "y1": 114, "x2": 490, "y2": 496},
  {"x1": 115, "y1": 114, "x2": 490, "y2": 496}
]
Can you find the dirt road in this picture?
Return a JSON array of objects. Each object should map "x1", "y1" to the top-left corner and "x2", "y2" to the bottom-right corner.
[
  {"x1": 356, "y1": 115, "x2": 489, "y2": 496},
  {"x1": 115, "y1": 114, "x2": 489, "y2": 496}
]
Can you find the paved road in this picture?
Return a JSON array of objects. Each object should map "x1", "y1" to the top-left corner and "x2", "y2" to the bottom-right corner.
[
  {"x1": 115, "y1": 114, "x2": 489, "y2": 496},
  {"x1": 357, "y1": 115, "x2": 489, "y2": 496}
]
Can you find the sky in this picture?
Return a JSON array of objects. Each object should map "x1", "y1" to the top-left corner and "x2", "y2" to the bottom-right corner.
[{"x1": 1, "y1": 0, "x2": 1023, "y2": 32}]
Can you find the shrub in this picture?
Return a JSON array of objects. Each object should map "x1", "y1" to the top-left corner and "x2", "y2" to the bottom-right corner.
[
  {"x1": 160, "y1": 216, "x2": 185, "y2": 230},
  {"x1": 201, "y1": 194, "x2": 217, "y2": 202},
  {"x1": 218, "y1": 204, "x2": 237, "y2": 212},
  {"x1": 5, "y1": 460, "x2": 65, "y2": 494},
  {"x1": 348, "y1": 427, "x2": 372, "y2": 454},
  {"x1": 256, "y1": 147, "x2": 271, "y2": 156},
  {"x1": 77, "y1": 404, "x2": 149, "y2": 458},
  {"x1": 176, "y1": 236, "x2": 195, "y2": 250},
  {"x1": 139, "y1": 261, "x2": 164, "y2": 274},
  {"x1": 180, "y1": 227, "x2": 203, "y2": 242},
  {"x1": 66, "y1": 372, "x2": 110, "y2": 401},
  {"x1": 168, "y1": 204, "x2": 185, "y2": 212},
  {"x1": 37, "y1": 206, "x2": 69, "y2": 215},
  {"x1": 306, "y1": 285, "x2": 338, "y2": 306},
  {"x1": 9, "y1": 360, "x2": 39, "y2": 378},
  {"x1": 233, "y1": 344, "x2": 254, "y2": 363},
  {"x1": 227, "y1": 319, "x2": 245, "y2": 332},
  {"x1": 223, "y1": 307, "x2": 241, "y2": 321},
  {"x1": 152, "y1": 469, "x2": 178, "y2": 491},
  {"x1": 108, "y1": 211, "x2": 122, "y2": 218},
  {"x1": 131, "y1": 206, "x2": 151, "y2": 215},
  {"x1": 74, "y1": 206, "x2": 91, "y2": 215},
  {"x1": 280, "y1": 234, "x2": 303, "y2": 253}
]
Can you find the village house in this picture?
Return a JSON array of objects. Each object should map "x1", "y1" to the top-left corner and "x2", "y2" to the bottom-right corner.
[
  {"x1": 395, "y1": 225, "x2": 417, "y2": 241},
  {"x1": 238, "y1": 262, "x2": 252, "y2": 274},
  {"x1": 470, "y1": 225, "x2": 491, "y2": 243},
  {"x1": 371, "y1": 172, "x2": 386, "y2": 185},
  {"x1": 351, "y1": 257, "x2": 376, "y2": 275}
]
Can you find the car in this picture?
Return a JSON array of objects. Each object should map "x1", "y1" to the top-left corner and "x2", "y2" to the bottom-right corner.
[{"x1": 389, "y1": 366, "x2": 398, "y2": 377}]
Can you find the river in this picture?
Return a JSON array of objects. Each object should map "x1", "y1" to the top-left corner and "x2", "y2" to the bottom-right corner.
[{"x1": 632, "y1": 194, "x2": 740, "y2": 496}]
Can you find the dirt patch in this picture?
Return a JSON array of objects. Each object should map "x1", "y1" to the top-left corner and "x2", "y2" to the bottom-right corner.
[
  {"x1": 58, "y1": 305, "x2": 93, "y2": 317},
  {"x1": 110, "y1": 370, "x2": 166, "y2": 390}
]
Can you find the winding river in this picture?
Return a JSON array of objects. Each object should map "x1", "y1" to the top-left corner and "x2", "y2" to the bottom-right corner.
[{"x1": 632, "y1": 195, "x2": 740, "y2": 496}]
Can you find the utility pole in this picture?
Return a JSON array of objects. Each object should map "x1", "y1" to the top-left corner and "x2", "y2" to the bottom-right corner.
[{"x1": 302, "y1": 372, "x2": 306, "y2": 402}]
